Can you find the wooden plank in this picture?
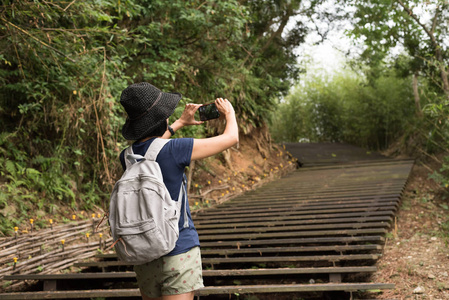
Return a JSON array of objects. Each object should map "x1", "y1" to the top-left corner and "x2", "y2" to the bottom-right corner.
[
  {"x1": 201, "y1": 244, "x2": 382, "y2": 255},
  {"x1": 196, "y1": 222, "x2": 390, "y2": 235},
  {"x1": 209, "y1": 197, "x2": 401, "y2": 211},
  {"x1": 215, "y1": 190, "x2": 404, "y2": 205},
  {"x1": 203, "y1": 266, "x2": 378, "y2": 276},
  {"x1": 202, "y1": 254, "x2": 379, "y2": 265},
  {"x1": 202, "y1": 195, "x2": 402, "y2": 211},
  {"x1": 0, "y1": 289, "x2": 140, "y2": 299},
  {"x1": 195, "y1": 216, "x2": 393, "y2": 229},
  {"x1": 4, "y1": 272, "x2": 137, "y2": 280},
  {"x1": 230, "y1": 189, "x2": 402, "y2": 198},
  {"x1": 200, "y1": 235, "x2": 385, "y2": 247},
  {"x1": 196, "y1": 283, "x2": 395, "y2": 295},
  {"x1": 196, "y1": 201, "x2": 399, "y2": 217},
  {"x1": 0, "y1": 282, "x2": 396, "y2": 299},
  {"x1": 95, "y1": 244, "x2": 382, "y2": 260},
  {"x1": 74, "y1": 254, "x2": 379, "y2": 268},
  {"x1": 199, "y1": 228, "x2": 387, "y2": 241},
  {"x1": 4, "y1": 266, "x2": 378, "y2": 282},
  {"x1": 195, "y1": 211, "x2": 395, "y2": 225},
  {"x1": 193, "y1": 206, "x2": 397, "y2": 221}
]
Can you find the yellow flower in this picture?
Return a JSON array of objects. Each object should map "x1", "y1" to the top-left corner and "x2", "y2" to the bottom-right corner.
[
  {"x1": 218, "y1": 180, "x2": 222, "y2": 184},
  {"x1": 207, "y1": 181, "x2": 211, "y2": 185},
  {"x1": 195, "y1": 184, "x2": 198, "y2": 188},
  {"x1": 206, "y1": 200, "x2": 209, "y2": 204},
  {"x1": 73, "y1": 90, "x2": 77, "y2": 95},
  {"x1": 195, "y1": 202, "x2": 199, "y2": 206}
]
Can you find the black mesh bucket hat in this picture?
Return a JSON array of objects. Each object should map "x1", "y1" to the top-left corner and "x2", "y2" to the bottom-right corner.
[{"x1": 120, "y1": 82, "x2": 182, "y2": 140}]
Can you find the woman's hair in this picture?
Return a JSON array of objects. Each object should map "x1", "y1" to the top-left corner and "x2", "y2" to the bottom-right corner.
[{"x1": 139, "y1": 120, "x2": 167, "y2": 140}]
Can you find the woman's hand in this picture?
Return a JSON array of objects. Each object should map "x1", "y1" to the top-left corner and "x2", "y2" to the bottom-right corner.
[
  {"x1": 191, "y1": 97, "x2": 238, "y2": 161},
  {"x1": 215, "y1": 98, "x2": 235, "y2": 120},
  {"x1": 162, "y1": 103, "x2": 203, "y2": 139},
  {"x1": 178, "y1": 103, "x2": 204, "y2": 126}
]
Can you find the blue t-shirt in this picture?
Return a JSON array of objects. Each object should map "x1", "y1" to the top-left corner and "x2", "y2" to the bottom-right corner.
[{"x1": 119, "y1": 137, "x2": 200, "y2": 256}]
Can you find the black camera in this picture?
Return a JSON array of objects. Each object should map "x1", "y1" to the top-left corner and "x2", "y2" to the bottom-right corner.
[{"x1": 198, "y1": 103, "x2": 220, "y2": 121}]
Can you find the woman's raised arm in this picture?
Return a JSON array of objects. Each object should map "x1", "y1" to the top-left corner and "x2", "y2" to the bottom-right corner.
[{"x1": 191, "y1": 98, "x2": 239, "y2": 161}]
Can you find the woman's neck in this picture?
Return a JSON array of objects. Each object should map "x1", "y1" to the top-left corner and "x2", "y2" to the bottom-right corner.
[{"x1": 137, "y1": 136, "x2": 160, "y2": 143}]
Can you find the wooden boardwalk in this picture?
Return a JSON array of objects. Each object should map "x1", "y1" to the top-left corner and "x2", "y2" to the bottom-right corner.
[{"x1": 0, "y1": 143, "x2": 413, "y2": 299}]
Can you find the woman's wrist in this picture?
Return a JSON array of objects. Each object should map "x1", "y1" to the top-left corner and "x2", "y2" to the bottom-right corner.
[
  {"x1": 170, "y1": 119, "x2": 184, "y2": 132},
  {"x1": 167, "y1": 125, "x2": 175, "y2": 136},
  {"x1": 224, "y1": 111, "x2": 235, "y2": 120}
]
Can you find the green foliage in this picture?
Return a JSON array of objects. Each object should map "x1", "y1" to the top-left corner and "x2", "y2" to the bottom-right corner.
[
  {"x1": 428, "y1": 156, "x2": 449, "y2": 192},
  {"x1": 272, "y1": 0, "x2": 449, "y2": 192},
  {"x1": 340, "y1": 0, "x2": 449, "y2": 189},
  {"x1": 271, "y1": 68, "x2": 416, "y2": 149},
  {"x1": 0, "y1": 0, "x2": 314, "y2": 233}
]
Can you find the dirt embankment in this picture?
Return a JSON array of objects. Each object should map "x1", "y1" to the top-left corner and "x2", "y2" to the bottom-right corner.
[
  {"x1": 187, "y1": 124, "x2": 298, "y2": 210},
  {"x1": 367, "y1": 158, "x2": 449, "y2": 299}
]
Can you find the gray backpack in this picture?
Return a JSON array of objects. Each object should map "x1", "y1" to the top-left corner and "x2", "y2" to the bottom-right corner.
[{"x1": 109, "y1": 138, "x2": 188, "y2": 265}]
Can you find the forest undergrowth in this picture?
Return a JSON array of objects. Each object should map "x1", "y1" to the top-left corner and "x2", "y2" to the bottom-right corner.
[{"x1": 0, "y1": 125, "x2": 297, "y2": 238}]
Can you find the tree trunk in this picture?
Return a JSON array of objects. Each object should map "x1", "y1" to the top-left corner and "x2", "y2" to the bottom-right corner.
[
  {"x1": 439, "y1": 65, "x2": 449, "y2": 99},
  {"x1": 397, "y1": 0, "x2": 449, "y2": 98},
  {"x1": 187, "y1": 160, "x2": 195, "y2": 194},
  {"x1": 413, "y1": 72, "x2": 423, "y2": 118}
]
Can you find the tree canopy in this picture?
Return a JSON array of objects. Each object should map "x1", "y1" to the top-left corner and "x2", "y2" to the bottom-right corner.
[{"x1": 0, "y1": 0, "x2": 320, "y2": 233}]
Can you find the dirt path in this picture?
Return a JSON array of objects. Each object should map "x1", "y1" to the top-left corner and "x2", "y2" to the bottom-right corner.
[{"x1": 367, "y1": 163, "x2": 449, "y2": 299}]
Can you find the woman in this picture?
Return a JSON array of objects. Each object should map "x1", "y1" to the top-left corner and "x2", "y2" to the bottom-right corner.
[{"x1": 119, "y1": 82, "x2": 239, "y2": 300}]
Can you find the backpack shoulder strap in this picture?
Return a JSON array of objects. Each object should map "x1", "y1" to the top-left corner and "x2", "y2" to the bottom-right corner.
[
  {"x1": 123, "y1": 138, "x2": 171, "y2": 169},
  {"x1": 123, "y1": 146, "x2": 136, "y2": 170},
  {"x1": 144, "y1": 138, "x2": 171, "y2": 161}
]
